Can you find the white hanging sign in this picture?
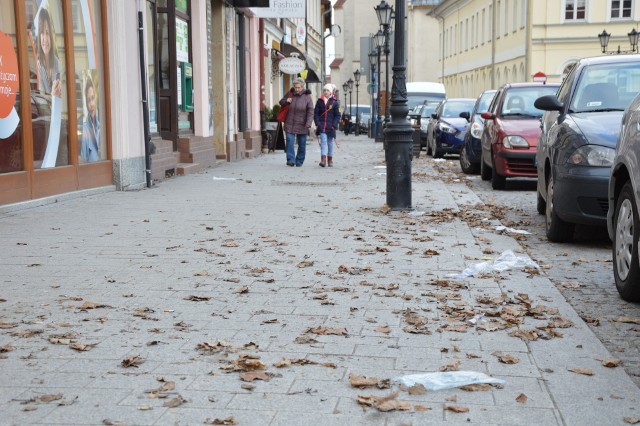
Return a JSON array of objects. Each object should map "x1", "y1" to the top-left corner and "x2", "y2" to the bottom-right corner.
[{"x1": 250, "y1": 0, "x2": 305, "y2": 18}]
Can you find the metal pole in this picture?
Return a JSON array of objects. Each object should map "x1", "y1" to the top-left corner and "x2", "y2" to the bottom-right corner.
[
  {"x1": 371, "y1": 64, "x2": 376, "y2": 138},
  {"x1": 384, "y1": 32, "x2": 390, "y2": 124},
  {"x1": 375, "y1": 47, "x2": 383, "y2": 141},
  {"x1": 385, "y1": 0, "x2": 412, "y2": 210},
  {"x1": 137, "y1": 11, "x2": 152, "y2": 188},
  {"x1": 355, "y1": 82, "x2": 359, "y2": 137}
]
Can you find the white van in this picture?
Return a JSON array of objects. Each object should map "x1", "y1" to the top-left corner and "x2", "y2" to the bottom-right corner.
[{"x1": 406, "y1": 82, "x2": 446, "y2": 109}]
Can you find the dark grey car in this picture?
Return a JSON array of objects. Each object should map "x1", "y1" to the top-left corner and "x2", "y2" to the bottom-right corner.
[
  {"x1": 608, "y1": 91, "x2": 640, "y2": 302},
  {"x1": 535, "y1": 55, "x2": 640, "y2": 242}
]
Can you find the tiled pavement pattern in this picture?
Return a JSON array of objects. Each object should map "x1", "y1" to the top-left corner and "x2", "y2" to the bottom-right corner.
[{"x1": 1, "y1": 136, "x2": 639, "y2": 425}]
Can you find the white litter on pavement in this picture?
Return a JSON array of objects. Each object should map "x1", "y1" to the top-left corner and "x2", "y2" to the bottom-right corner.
[
  {"x1": 374, "y1": 166, "x2": 387, "y2": 169},
  {"x1": 212, "y1": 177, "x2": 239, "y2": 181},
  {"x1": 395, "y1": 371, "x2": 506, "y2": 391},
  {"x1": 433, "y1": 158, "x2": 447, "y2": 162},
  {"x1": 447, "y1": 249, "x2": 540, "y2": 280},
  {"x1": 408, "y1": 210, "x2": 426, "y2": 216},
  {"x1": 495, "y1": 225, "x2": 531, "y2": 235}
]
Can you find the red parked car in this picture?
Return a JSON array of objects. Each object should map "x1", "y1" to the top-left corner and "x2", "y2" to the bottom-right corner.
[{"x1": 480, "y1": 82, "x2": 560, "y2": 189}]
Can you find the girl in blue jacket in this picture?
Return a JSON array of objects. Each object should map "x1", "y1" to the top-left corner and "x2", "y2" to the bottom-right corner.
[{"x1": 314, "y1": 84, "x2": 341, "y2": 167}]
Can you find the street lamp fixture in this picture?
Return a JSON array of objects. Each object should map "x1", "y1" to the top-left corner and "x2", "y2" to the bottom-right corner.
[
  {"x1": 375, "y1": 0, "x2": 393, "y2": 28},
  {"x1": 354, "y1": 69, "x2": 361, "y2": 137},
  {"x1": 347, "y1": 78, "x2": 354, "y2": 121},
  {"x1": 598, "y1": 28, "x2": 639, "y2": 54},
  {"x1": 376, "y1": 1, "x2": 394, "y2": 129},
  {"x1": 369, "y1": 50, "x2": 377, "y2": 138}
]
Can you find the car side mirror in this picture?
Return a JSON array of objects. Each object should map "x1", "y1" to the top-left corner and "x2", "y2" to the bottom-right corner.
[
  {"x1": 534, "y1": 94, "x2": 563, "y2": 112},
  {"x1": 431, "y1": 113, "x2": 438, "y2": 119},
  {"x1": 480, "y1": 112, "x2": 494, "y2": 120},
  {"x1": 459, "y1": 111, "x2": 470, "y2": 121}
]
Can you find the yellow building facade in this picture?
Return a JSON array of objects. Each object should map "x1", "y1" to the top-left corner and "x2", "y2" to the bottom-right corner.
[{"x1": 431, "y1": 0, "x2": 640, "y2": 98}]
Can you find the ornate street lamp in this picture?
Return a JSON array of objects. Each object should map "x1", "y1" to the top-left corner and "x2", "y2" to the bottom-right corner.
[
  {"x1": 347, "y1": 78, "x2": 353, "y2": 117},
  {"x1": 342, "y1": 82, "x2": 349, "y2": 130},
  {"x1": 374, "y1": 29, "x2": 384, "y2": 141},
  {"x1": 354, "y1": 69, "x2": 361, "y2": 137},
  {"x1": 599, "y1": 28, "x2": 639, "y2": 54},
  {"x1": 375, "y1": 0, "x2": 393, "y2": 127},
  {"x1": 384, "y1": 0, "x2": 412, "y2": 210},
  {"x1": 369, "y1": 49, "x2": 377, "y2": 139}
]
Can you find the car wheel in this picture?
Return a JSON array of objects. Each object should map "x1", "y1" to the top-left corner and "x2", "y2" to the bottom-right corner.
[
  {"x1": 459, "y1": 146, "x2": 479, "y2": 174},
  {"x1": 491, "y1": 161, "x2": 506, "y2": 190},
  {"x1": 545, "y1": 176, "x2": 574, "y2": 242},
  {"x1": 536, "y1": 189, "x2": 546, "y2": 215},
  {"x1": 480, "y1": 153, "x2": 491, "y2": 181},
  {"x1": 613, "y1": 182, "x2": 640, "y2": 302}
]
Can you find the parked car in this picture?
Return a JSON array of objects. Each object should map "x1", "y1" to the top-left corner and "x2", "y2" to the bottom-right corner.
[
  {"x1": 418, "y1": 101, "x2": 441, "y2": 149},
  {"x1": 460, "y1": 89, "x2": 497, "y2": 174},
  {"x1": 608, "y1": 90, "x2": 640, "y2": 302},
  {"x1": 358, "y1": 112, "x2": 371, "y2": 135},
  {"x1": 480, "y1": 82, "x2": 560, "y2": 190},
  {"x1": 426, "y1": 98, "x2": 475, "y2": 158},
  {"x1": 536, "y1": 54, "x2": 640, "y2": 242}
]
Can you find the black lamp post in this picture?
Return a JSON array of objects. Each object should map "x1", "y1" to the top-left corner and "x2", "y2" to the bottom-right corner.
[
  {"x1": 373, "y1": 29, "x2": 384, "y2": 141},
  {"x1": 347, "y1": 78, "x2": 353, "y2": 117},
  {"x1": 342, "y1": 82, "x2": 348, "y2": 130},
  {"x1": 369, "y1": 49, "x2": 377, "y2": 139},
  {"x1": 375, "y1": 0, "x2": 393, "y2": 127},
  {"x1": 599, "y1": 28, "x2": 639, "y2": 54},
  {"x1": 382, "y1": 0, "x2": 412, "y2": 209},
  {"x1": 354, "y1": 69, "x2": 361, "y2": 137}
]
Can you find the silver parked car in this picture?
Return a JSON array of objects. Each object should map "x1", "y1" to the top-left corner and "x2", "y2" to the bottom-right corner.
[{"x1": 608, "y1": 91, "x2": 640, "y2": 302}]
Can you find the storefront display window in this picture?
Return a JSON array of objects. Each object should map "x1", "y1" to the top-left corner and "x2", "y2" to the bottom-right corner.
[
  {"x1": 176, "y1": 0, "x2": 188, "y2": 14},
  {"x1": 0, "y1": 3, "x2": 22, "y2": 174},
  {"x1": 72, "y1": 0, "x2": 106, "y2": 163},
  {"x1": 25, "y1": 0, "x2": 70, "y2": 169}
]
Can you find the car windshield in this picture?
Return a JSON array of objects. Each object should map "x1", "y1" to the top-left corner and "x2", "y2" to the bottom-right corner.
[
  {"x1": 500, "y1": 86, "x2": 558, "y2": 118},
  {"x1": 570, "y1": 62, "x2": 640, "y2": 113},
  {"x1": 421, "y1": 102, "x2": 440, "y2": 117},
  {"x1": 441, "y1": 100, "x2": 474, "y2": 118},
  {"x1": 407, "y1": 94, "x2": 446, "y2": 109}
]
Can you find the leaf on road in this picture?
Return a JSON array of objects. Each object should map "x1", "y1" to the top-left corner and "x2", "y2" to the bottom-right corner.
[
  {"x1": 222, "y1": 354, "x2": 266, "y2": 372},
  {"x1": 205, "y1": 417, "x2": 238, "y2": 425},
  {"x1": 349, "y1": 374, "x2": 384, "y2": 388},
  {"x1": 308, "y1": 327, "x2": 348, "y2": 336},
  {"x1": 477, "y1": 321, "x2": 507, "y2": 332},
  {"x1": 508, "y1": 329, "x2": 539, "y2": 341},
  {"x1": 69, "y1": 343, "x2": 95, "y2": 352},
  {"x1": 233, "y1": 286, "x2": 249, "y2": 294},
  {"x1": 445, "y1": 405, "x2": 469, "y2": 413},
  {"x1": 407, "y1": 384, "x2": 427, "y2": 395},
  {"x1": 196, "y1": 341, "x2": 234, "y2": 354},
  {"x1": 0, "y1": 345, "x2": 15, "y2": 352},
  {"x1": 439, "y1": 360, "x2": 461, "y2": 372},
  {"x1": 624, "y1": 418, "x2": 640, "y2": 424},
  {"x1": 121, "y1": 355, "x2": 145, "y2": 368},
  {"x1": 70, "y1": 301, "x2": 110, "y2": 310},
  {"x1": 239, "y1": 371, "x2": 272, "y2": 382},
  {"x1": 614, "y1": 316, "x2": 640, "y2": 325},
  {"x1": 163, "y1": 395, "x2": 187, "y2": 408},
  {"x1": 184, "y1": 295, "x2": 212, "y2": 301},
  {"x1": 356, "y1": 392, "x2": 411, "y2": 412},
  {"x1": 568, "y1": 368, "x2": 594, "y2": 376},
  {"x1": 423, "y1": 249, "x2": 440, "y2": 256},
  {"x1": 516, "y1": 393, "x2": 528, "y2": 403},
  {"x1": 0, "y1": 322, "x2": 17, "y2": 329},
  {"x1": 297, "y1": 261, "x2": 314, "y2": 268},
  {"x1": 460, "y1": 384, "x2": 491, "y2": 392},
  {"x1": 294, "y1": 335, "x2": 319, "y2": 344},
  {"x1": 492, "y1": 352, "x2": 519, "y2": 364},
  {"x1": 375, "y1": 325, "x2": 391, "y2": 334},
  {"x1": 599, "y1": 358, "x2": 622, "y2": 368}
]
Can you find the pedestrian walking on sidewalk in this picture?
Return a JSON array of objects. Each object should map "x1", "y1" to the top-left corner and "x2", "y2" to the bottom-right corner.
[
  {"x1": 280, "y1": 78, "x2": 314, "y2": 167},
  {"x1": 314, "y1": 84, "x2": 341, "y2": 167}
]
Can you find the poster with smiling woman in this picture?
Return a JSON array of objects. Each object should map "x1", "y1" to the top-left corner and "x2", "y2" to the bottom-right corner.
[{"x1": 80, "y1": 70, "x2": 100, "y2": 163}]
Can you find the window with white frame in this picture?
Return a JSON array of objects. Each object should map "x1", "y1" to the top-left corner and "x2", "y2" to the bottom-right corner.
[
  {"x1": 471, "y1": 16, "x2": 475, "y2": 49},
  {"x1": 489, "y1": 4, "x2": 493, "y2": 42},
  {"x1": 565, "y1": 0, "x2": 586, "y2": 20},
  {"x1": 611, "y1": 0, "x2": 632, "y2": 18},
  {"x1": 482, "y1": 8, "x2": 485, "y2": 43},
  {"x1": 505, "y1": 0, "x2": 509, "y2": 34},
  {"x1": 466, "y1": 18, "x2": 469, "y2": 50},
  {"x1": 497, "y1": 1, "x2": 501, "y2": 36},
  {"x1": 459, "y1": 22, "x2": 463, "y2": 52},
  {"x1": 476, "y1": 11, "x2": 479, "y2": 46},
  {"x1": 513, "y1": 0, "x2": 518, "y2": 31}
]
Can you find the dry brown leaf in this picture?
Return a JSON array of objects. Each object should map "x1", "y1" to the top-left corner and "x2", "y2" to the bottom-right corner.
[
  {"x1": 163, "y1": 395, "x2": 187, "y2": 408},
  {"x1": 460, "y1": 384, "x2": 491, "y2": 392},
  {"x1": 624, "y1": 418, "x2": 640, "y2": 424},
  {"x1": 222, "y1": 354, "x2": 266, "y2": 372},
  {"x1": 196, "y1": 341, "x2": 233, "y2": 354},
  {"x1": 445, "y1": 404, "x2": 469, "y2": 413},
  {"x1": 423, "y1": 249, "x2": 440, "y2": 256},
  {"x1": 356, "y1": 392, "x2": 411, "y2": 412},
  {"x1": 407, "y1": 384, "x2": 427, "y2": 395},
  {"x1": 568, "y1": 368, "x2": 594, "y2": 376},
  {"x1": 183, "y1": 295, "x2": 212, "y2": 301},
  {"x1": 375, "y1": 325, "x2": 391, "y2": 334},
  {"x1": 239, "y1": 371, "x2": 272, "y2": 382},
  {"x1": 349, "y1": 374, "x2": 381, "y2": 388},
  {"x1": 234, "y1": 286, "x2": 249, "y2": 294},
  {"x1": 297, "y1": 261, "x2": 314, "y2": 268},
  {"x1": 516, "y1": 393, "x2": 527, "y2": 403},
  {"x1": 274, "y1": 358, "x2": 292, "y2": 368},
  {"x1": 121, "y1": 355, "x2": 145, "y2": 368},
  {"x1": 69, "y1": 343, "x2": 94, "y2": 352},
  {"x1": 71, "y1": 301, "x2": 110, "y2": 310},
  {"x1": 614, "y1": 316, "x2": 640, "y2": 325},
  {"x1": 0, "y1": 345, "x2": 15, "y2": 352},
  {"x1": 492, "y1": 352, "x2": 519, "y2": 364},
  {"x1": 308, "y1": 326, "x2": 348, "y2": 336},
  {"x1": 477, "y1": 321, "x2": 507, "y2": 332},
  {"x1": 414, "y1": 405, "x2": 431, "y2": 411},
  {"x1": 205, "y1": 417, "x2": 238, "y2": 425},
  {"x1": 508, "y1": 329, "x2": 539, "y2": 341},
  {"x1": 439, "y1": 360, "x2": 461, "y2": 372},
  {"x1": 34, "y1": 393, "x2": 64, "y2": 403},
  {"x1": 600, "y1": 357, "x2": 623, "y2": 368},
  {"x1": 0, "y1": 322, "x2": 17, "y2": 329}
]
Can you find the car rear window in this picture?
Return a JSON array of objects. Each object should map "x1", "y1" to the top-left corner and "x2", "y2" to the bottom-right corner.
[{"x1": 501, "y1": 86, "x2": 558, "y2": 117}]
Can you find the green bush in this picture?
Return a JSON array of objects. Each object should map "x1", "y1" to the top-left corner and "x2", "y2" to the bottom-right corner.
[{"x1": 270, "y1": 104, "x2": 281, "y2": 121}]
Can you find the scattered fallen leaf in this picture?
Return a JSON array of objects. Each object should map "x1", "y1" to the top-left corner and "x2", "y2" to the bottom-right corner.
[
  {"x1": 614, "y1": 316, "x2": 640, "y2": 325},
  {"x1": 308, "y1": 327, "x2": 348, "y2": 336},
  {"x1": 407, "y1": 384, "x2": 427, "y2": 395},
  {"x1": 205, "y1": 417, "x2": 238, "y2": 425},
  {"x1": 297, "y1": 261, "x2": 314, "y2": 268},
  {"x1": 0, "y1": 322, "x2": 17, "y2": 329},
  {"x1": 234, "y1": 286, "x2": 249, "y2": 294},
  {"x1": 516, "y1": 393, "x2": 527, "y2": 403},
  {"x1": 163, "y1": 395, "x2": 187, "y2": 408},
  {"x1": 439, "y1": 360, "x2": 461, "y2": 372},
  {"x1": 184, "y1": 295, "x2": 212, "y2": 301},
  {"x1": 0, "y1": 345, "x2": 15, "y2": 353},
  {"x1": 599, "y1": 358, "x2": 622, "y2": 368},
  {"x1": 121, "y1": 355, "x2": 145, "y2": 368},
  {"x1": 445, "y1": 405, "x2": 469, "y2": 413},
  {"x1": 624, "y1": 417, "x2": 640, "y2": 424},
  {"x1": 414, "y1": 405, "x2": 431, "y2": 411},
  {"x1": 222, "y1": 354, "x2": 266, "y2": 372},
  {"x1": 356, "y1": 392, "x2": 411, "y2": 412},
  {"x1": 492, "y1": 352, "x2": 519, "y2": 364},
  {"x1": 460, "y1": 384, "x2": 491, "y2": 392},
  {"x1": 375, "y1": 325, "x2": 391, "y2": 334},
  {"x1": 239, "y1": 371, "x2": 272, "y2": 382},
  {"x1": 568, "y1": 368, "x2": 594, "y2": 376},
  {"x1": 69, "y1": 343, "x2": 94, "y2": 352}
]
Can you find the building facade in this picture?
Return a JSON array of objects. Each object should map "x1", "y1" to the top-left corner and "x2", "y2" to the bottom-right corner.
[{"x1": 432, "y1": 0, "x2": 640, "y2": 98}]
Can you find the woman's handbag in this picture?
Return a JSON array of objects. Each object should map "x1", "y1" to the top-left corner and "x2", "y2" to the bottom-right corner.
[{"x1": 277, "y1": 104, "x2": 289, "y2": 122}]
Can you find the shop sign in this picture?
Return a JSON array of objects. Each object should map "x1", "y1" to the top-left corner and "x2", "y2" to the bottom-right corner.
[
  {"x1": 0, "y1": 31, "x2": 20, "y2": 138},
  {"x1": 295, "y1": 23, "x2": 306, "y2": 45},
  {"x1": 279, "y1": 55, "x2": 305, "y2": 74},
  {"x1": 250, "y1": 0, "x2": 305, "y2": 18}
]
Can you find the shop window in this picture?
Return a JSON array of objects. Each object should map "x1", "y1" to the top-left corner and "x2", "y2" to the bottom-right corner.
[
  {"x1": 0, "y1": 2, "x2": 22, "y2": 173},
  {"x1": 25, "y1": 0, "x2": 70, "y2": 169},
  {"x1": 72, "y1": 0, "x2": 106, "y2": 164}
]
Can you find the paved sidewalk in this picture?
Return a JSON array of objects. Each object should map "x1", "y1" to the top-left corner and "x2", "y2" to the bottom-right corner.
[{"x1": 1, "y1": 136, "x2": 639, "y2": 425}]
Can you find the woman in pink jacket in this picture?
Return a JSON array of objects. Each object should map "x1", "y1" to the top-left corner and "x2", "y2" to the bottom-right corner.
[{"x1": 279, "y1": 78, "x2": 314, "y2": 167}]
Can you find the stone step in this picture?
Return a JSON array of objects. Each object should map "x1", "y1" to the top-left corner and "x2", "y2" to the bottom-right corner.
[
  {"x1": 180, "y1": 148, "x2": 216, "y2": 166},
  {"x1": 176, "y1": 162, "x2": 203, "y2": 175},
  {"x1": 245, "y1": 149, "x2": 256, "y2": 159}
]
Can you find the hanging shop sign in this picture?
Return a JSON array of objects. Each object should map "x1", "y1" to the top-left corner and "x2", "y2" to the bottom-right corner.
[
  {"x1": 295, "y1": 22, "x2": 306, "y2": 45},
  {"x1": 250, "y1": 0, "x2": 305, "y2": 18},
  {"x1": 279, "y1": 54, "x2": 305, "y2": 74}
]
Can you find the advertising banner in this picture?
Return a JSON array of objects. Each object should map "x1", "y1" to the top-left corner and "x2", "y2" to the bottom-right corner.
[{"x1": 250, "y1": 0, "x2": 305, "y2": 18}]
